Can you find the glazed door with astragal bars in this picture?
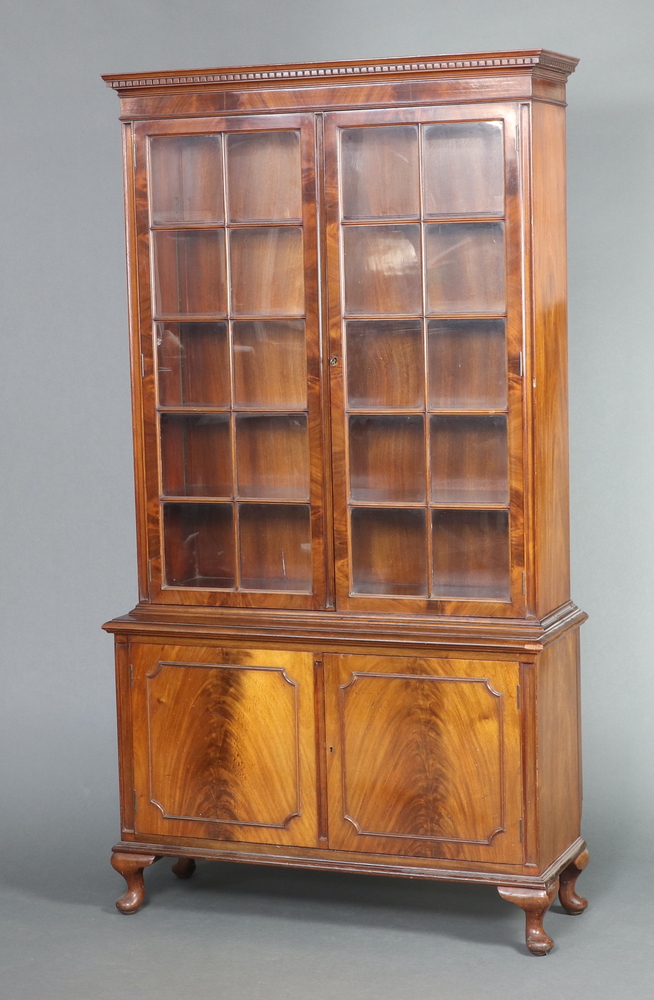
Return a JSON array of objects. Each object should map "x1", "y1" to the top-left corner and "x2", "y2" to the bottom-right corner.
[
  {"x1": 133, "y1": 103, "x2": 526, "y2": 619},
  {"x1": 133, "y1": 113, "x2": 327, "y2": 610},
  {"x1": 324, "y1": 104, "x2": 526, "y2": 617}
]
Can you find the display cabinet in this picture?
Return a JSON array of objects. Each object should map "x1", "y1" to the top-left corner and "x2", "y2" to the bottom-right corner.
[{"x1": 103, "y1": 49, "x2": 588, "y2": 955}]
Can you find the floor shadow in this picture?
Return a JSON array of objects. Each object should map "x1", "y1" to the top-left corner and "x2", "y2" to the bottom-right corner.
[{"x1": 0, "y1": 820, "x2": 617, "y2": 957}]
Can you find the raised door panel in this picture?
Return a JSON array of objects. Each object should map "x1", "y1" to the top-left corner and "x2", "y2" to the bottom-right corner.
[
  {"x1": 325, "y1": 653, "x2": 523, "y2": 863},
  {"x1": 130, "y1": 644, "x2": 318, "y2": 847},
  {"x1": 324, "y1": 104, "x2": 526, "y2": 618},
  {"x1": 132, "y1": 114, "x2": 327, "y2": 610}
]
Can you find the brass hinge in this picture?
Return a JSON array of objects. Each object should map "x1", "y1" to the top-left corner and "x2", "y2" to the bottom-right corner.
[
  {"x1": 129, "y1": 663, "x2": 134, "y2": 689},
  {"x1": 133, "y1": 789, "x2": 138, "y2": 813},
  {"x1": 518, "y1": 351, "x2": 524, "y2": 377},
  {"x1": 519, "y1": 818, "x2": 523, "y2": 842},
  {"x1": 516, "y1": 684, "x2": 521, "y2": 710},
  {"x1": 140, "y1": 352, "x2": 145, "y2": 379}
]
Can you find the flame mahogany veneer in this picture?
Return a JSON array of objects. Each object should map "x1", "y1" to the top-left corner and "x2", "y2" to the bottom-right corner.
[{"x1": 103, "y1": 49, "x2": 587, "y2": 955}]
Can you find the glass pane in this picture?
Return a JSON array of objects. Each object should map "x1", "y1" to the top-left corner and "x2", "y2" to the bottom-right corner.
[
  {"x1": 349, "y1": 416, "x2": 425, "y2": 502},
  {"x1": 350, "y1": 508, "x2": 427, "y2": 596},
  {"x1": 226, "y1": 131, "x2": 302, "y2": 222},
  {"x1": 341, "y1": 125, "x2": 419, "y2": 220},
  {"x1": 150, "y1": 135, "x2": 223, "y2": 225},
  {"x1": 343, "y1": 225, "x2": 421, "y2": 315},
  {"x1": 163, "y1": 503, "x2": 235, "y2": 588},
  {"x1": 423, "y1": 122, "x2": 504, "y2": 217},
  {"x1": 153, "y1": 230, "x2": 226, "y2": 317},
  {"x1": 425, "y1": 223, "x2": 504, "y2": 314},
  {"x1": 346, "y1": 320, "x2": 424, "y2": 409},
  {"x1": 428, "y1": 319, "x2": 506, "y2": 409},
  {"x1": 239, "y1": 504, "x2": 312, "y2": 591},
  {"x1": 236, "y1": 414, "x2": 309, "y2": 500},
  {"x1": 161, "y1": 414, "x2": 232, "y2": 498},
  {"x1": 233, "y1": 321, "x2": 307, "y2": 408},
  {"x1": 157, "y1": 322, "x2": 229, "y2": 407},
  {"x1": 432, "y1": 509, "x2": 510, "y2": 599},
  {"x1": 230, "y1": 227, "x2": 304, "y2": 316},
  {"x1": 430, "y1": 416, "x2": 508, "y2": 504}
]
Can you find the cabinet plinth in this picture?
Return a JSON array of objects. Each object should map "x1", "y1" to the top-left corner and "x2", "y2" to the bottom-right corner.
[{"x1": 103, "y1": 49, "x2": 587, "y2": 954}]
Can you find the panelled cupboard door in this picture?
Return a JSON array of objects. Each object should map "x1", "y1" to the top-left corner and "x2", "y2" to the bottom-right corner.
[
  {"x1": 324, "y1": 654, "x2": 523, "y2": 864},
  {"x1": 132, "y1": 114, "x2": 327, "y2": 610},
  {"x1": 129, "y1": 644, "x2": 319, "y2": 847},
  {"x1": 324, "y1": 105, "x2": 526, "y2": 617}
]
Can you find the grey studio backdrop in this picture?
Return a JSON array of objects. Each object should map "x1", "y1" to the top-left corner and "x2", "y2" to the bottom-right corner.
[{"x1": 1, "y1": 2, "x2": 652, "y2": 998}]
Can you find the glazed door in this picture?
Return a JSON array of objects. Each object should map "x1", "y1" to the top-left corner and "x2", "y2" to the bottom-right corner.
[
  {"x1": 324, "y1": 105, "x2": 525, "y2": 616},
  {"x1": 132, "y1": 114, "x2": 327, "y2": 609},
  {"x1": 324, "y1": 653, "x2": 523, "y2": 864},
  {"x1": 129, "y1": 644, "x2": 319, "y2": 847}
]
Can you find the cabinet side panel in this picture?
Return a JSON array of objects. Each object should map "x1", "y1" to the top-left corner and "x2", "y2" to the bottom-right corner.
[
  {"x1": 537, "y1": 629, "x2": 581, "y2": 867},
  {"x1": 115, "y1": 636, "x2": 135, "y2": 833},
  {"x1": 531, "y1": 101, "x2": 570, "y2": 615}
]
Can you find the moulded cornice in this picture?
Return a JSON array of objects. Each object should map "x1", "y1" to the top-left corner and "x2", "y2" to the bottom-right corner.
[{"x1": 103, "y1": 49, "x2": 578, "y2": 93}]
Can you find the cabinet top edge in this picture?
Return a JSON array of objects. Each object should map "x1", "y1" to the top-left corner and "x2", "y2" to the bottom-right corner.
[
  {"x1": 102, "y1": 602, "x2": 587, "y2": 651},
  {"x1": 102, "y1": 49, "x2": 579, "y2": 93}
]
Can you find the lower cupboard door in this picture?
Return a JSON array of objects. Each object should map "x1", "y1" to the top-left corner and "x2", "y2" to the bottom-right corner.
[
  {"x1": 324, "y1": 653, "x2": 523, "y2": 864},
  {"x1": 129, "y1": 644, "x2": 318, "y2": 847}
]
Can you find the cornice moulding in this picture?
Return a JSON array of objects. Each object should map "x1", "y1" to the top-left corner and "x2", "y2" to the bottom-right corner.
[{"x1": 103, "y1": 49, "x2": 579, "y2": 92}]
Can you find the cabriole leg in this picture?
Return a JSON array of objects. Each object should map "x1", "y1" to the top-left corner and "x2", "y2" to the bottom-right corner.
[
  {"x1": 171, "y1": 856, "x2": 196, "y2": 879},
  {"x1": 559, "y1": 846, "x2": 590, "y2": 914},
  {"x1": 111, "y1": 851, "x2": 161, "y2": 913},
  {"x1": 497, "y1": 881, "x2": 559, "y2": 955}
]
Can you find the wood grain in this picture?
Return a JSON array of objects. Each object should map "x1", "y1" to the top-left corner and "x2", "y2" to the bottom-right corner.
[
  {"x1": 150, "y1": 134, "x2": 224, "y2": 225},
  {"x1": 558, "y1": 845, "x2": 589, "y2": 914},
  {"x1": 105, "y1": 53, "x2": 586, "y2": 952},
  {"x1": 160, "y1": 413, "x2": 232, "y2": 498},
  {"x1": 130, "y1": 644, "x2": 319, "y2": 847},
  {"x1": 342, "y1": 224, "x2": 422, "y2": 316},
  {"x1": 325, "y1": 103, "x2": 525, "y2": 616},
  {"x1": 232, "y1": 320, "x2": 307, "y2": 408},
  {"x1": 423, "y1": 121, "x2": 504, "y2": 217},
  {"x1": 427, "y1": 319, "x2": 507, "y2": 410},
  {"x1": 171, "y1": 856, "x2": 196, "y2": 878},
  {"x1": 157, "y1": 322, "x2": 230, "y2": 407},
  {"x1": 103, "y1": 49, "x2": 578, "y2": 94},
  {"x1": 346, "y1": 320, "x2": 424, "y2": 409},
  {"x1": 536, "y1": 629, "x2": 582, "y2": 867},
  {"x1": 131, "y1": 113, "x2": 327, "y2": 608},
  {"x1": 341, "y1": 124, "x2": 420, "y2": 219},
  {"x1": 349, "y1": 415, "x2": 425, "y2": 503},
  {"x1": 153, "y1": 229, "x2": 226, "y2": 317},
  {"x1": 235, "y1": 414, "x2": 309, "y2": 500},
  {"x1": 530, "y1": 100, "x2": 571, "y2": 615},
  {"x1": 111, "y1": 833, "x2": 586, "y2": 885},
  {"x1": 429, "y1": 415, "x2": 508, "y2": 505},
  {"x1": 229, "y1": 226, "x2": 304, "y2": 317},
  {"x1": 424, "y1": 222, "x2": 505, "y2": 315},
  {"x1": 497, "y1": 880, "x2": 558, "y2": 954},
  {"x1": 226, "y1": 130, "x2": 302, "y2": 222},
  {"x1": 111, "y1": 851, "x2": 161, "y2": 913},
  {"x1": 325, "y1": 653, "x2": 523, "y2": 863}
]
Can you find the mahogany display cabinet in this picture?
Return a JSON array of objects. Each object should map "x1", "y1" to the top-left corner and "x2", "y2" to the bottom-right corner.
[{"x1": 103, "y1": 49, "x2": 588, "y2": 955}]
